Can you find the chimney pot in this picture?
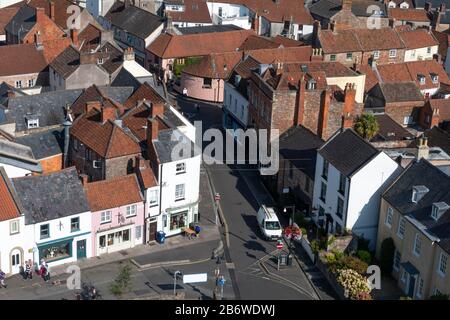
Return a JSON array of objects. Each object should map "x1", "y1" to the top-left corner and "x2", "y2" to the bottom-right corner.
[
  {"x1": 35, "y1": 7, "x2": 46, "y2": 23},
  {"x1": 151, "y1": 103, "x2": 164, "y2": 118},
  {"x1": 318, "y1": 88, "x2": 331, "y2": 139},
  {"x1": 85, "y1": 101, "x2": 101, "y2": 114}
]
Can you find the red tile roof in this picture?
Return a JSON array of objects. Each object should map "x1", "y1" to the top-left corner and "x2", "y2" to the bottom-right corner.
[
  {"x1": 271, "y1": 35, "x2": 304, "y2": 47},
  {"x1": 0, "y1": 6, "x2": 20, "y2": 36},
  {"x1": 388, "y1": 8, "x2": 430, "y2": 22},
  {"x1": 239, "y1": 35, "x2": 281, "y2": 50},
  {"x1": 183, "y1": 51, "x2": 243, "y2": 78},
  {"x1": 147, "y1": 29, "x2": 255, "y2": 58},
  {"x1": 377, "y1": 60, "x2": 450, "y2": 90},
  {"x1": 79, "y1": 23, "x2": 102, "y2": 53},
  {"x1": 0, "y1": 44, "x2": 48, "y2": 77},
  {"x1": 85, "y1": 174, "x2": 143, "y2": 212},
  {"x1": 71, "y1": 107, "x2": 141, "y2": 159},
  {"x1": 397, "y1": 28, "x2": 439, "y2": 49},
  {"x1": 0, "y1": 168, "x2": 20, "y2": 222},
  {"x1": 124, "y1": 82, "x2": 165, "y2": 109},
  {"x1": 247, "y1": 46, "x2": 312, "y2": 64},
  {"x1": 167, "y1": 0, "x2": 212, "y2": 23},
  {"x1": 429, "y1": 99, "x2": 450, "y2": 120},
  {"x1": 27, "y1": 0, "x2": 87, "y2": 31}
]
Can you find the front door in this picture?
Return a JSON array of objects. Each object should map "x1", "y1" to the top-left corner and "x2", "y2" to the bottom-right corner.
[
  {"x1": 408, "y1": 275, "x2": 416, "y2": 297},
  {"x1": 77, "y1": 240, "x2": 87, "y2": 260},
  {"x1": 149, "y1": 222, "x2": 157, "y2": 242},
  {"x1": 11, "y1": 250, "x2": 21, "y2": 274}
]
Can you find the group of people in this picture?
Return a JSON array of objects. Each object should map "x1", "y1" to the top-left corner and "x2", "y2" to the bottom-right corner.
[{"x1": 0, "y1": 259, "x2": 50, "y2": 289}]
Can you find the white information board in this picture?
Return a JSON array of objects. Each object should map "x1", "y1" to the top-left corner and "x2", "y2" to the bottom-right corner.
[{"x1": 183, "y1": 273, "x2": 208, "y2": 284}]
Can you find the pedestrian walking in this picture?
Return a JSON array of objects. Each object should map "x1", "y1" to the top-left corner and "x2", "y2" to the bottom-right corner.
[
  {"x1": 24, "y1": 260, "x2": 33, "y2": 280},
  {"x1": 183, "y1": 87, "x2": 188, "y2": 96},
  {"x1": 0, "y1": 269, "x2": 7, "y2": 288},
  {"x1": 40, "y1": 259, "x2": 50, "y2": 282}
]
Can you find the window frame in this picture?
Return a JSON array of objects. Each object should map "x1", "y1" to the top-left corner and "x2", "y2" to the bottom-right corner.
[
  {"x1": 330, "y1": 54, "x2": 336, "y2": 62},
  {"x1": 10, "y1": 219, "x2": 20, "y2": 235},
  {"x1": 175, "y1": 183, "x2": 185, "y2": 201},
  {"x1": 100, "y1": 210, "x2": 112, "y2": 224},
  {"x1": 397, "y1": 217, "x2": 405, "y2": 239},
  {"x1": 389, "y1": 49, "x2": 397, "y2": 58},
  {"x1": 438, "y1": 252, "x2": 447, "y2": 277},
  {"x1": 385, "y1": 207, "x2": 393, "y2": 228},
  {"x1": 27, "y1": 119, "x2": 39, "y2": 129},
  {"x1": 40, "y1": 224, "x2": 50, "y2": 240},
  {"x1": 126, "y1": 204, "x2": 137, "y2": 218},
  {"x1": 413, "y1": 233, "x2": 421, "y2": 257},
  {"x1": 70, "y1": 217, "x2": 80, "y2": 232},
  {"x1": 393, "y1": 249, "x2": 401, "y2": 271},
  {"x1": 416, "y1": 277, "x2": 424, "y2": 298},
  {"x1": 346, "y1": 52, "x2": 353, "y2": 61},
  {"x1": 148, "y1": 189, "x2": 158, "y2": 207},
  {"x1": 373, "y1": 50, "x2": 380, "y2": 60},
  {"x1": 176, "y1": 162, "x2": 186, "y2": 174}
]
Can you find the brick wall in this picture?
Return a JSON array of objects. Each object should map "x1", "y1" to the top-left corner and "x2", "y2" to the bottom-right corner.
[
  {"x1": 361, "y1": 49, "x2": 405, "y2": 66},
  {"x1": 40, "y1": 154, "x2": 63, "y2": 174},
  {"x1": 105, "y1": 154, "x2": 140, "y2": 180},
  {"x1": 385, "y1": 101, "x2": 424, "y2": 126}
]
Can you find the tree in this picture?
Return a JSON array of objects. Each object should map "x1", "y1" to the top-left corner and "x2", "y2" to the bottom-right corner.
[
  {"x1": 354, "y1": 114, "x2": 379, "y2": 140},
  {"x1": 379, "y1": 238, "x2": 395, "y2": 275},
  {"x1": 110, "y1": 264, "x2": 132, "y2": 296}
]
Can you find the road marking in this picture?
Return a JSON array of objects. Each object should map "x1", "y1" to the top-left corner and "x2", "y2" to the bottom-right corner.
[{"x1": 226, "y1": 262, "x2": 235, "y2": 269}]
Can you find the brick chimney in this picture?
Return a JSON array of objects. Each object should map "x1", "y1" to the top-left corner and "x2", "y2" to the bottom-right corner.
[
  {"x1": 342, "y1": 83, "x2": 356, "y2": 129},
  {"x1": 80, "y1": 174, "x2": 89, "y2": 185},
  {"x1": 123, "y1": 47, "x2": 135, "y2": 61},
  {"x1": 252, "y1": 13, "x2": 260, "y2": 34},
  {"x1": 342, "y1": 0, "x2": 352, "y2": 11},
  {"x1": 85, "y1": 101, "x2": 101, "y2": 113},
  {"x1": 312, "y1": 48, "x2": 323, "y2": 61},
  {"x1": 151, "y1": 103, "x2": 164, "y2": 118},
  {"x1": 295, "y1": 77, "x2": 306, "y2": 126},
  {"x1": 147, "y1": 117, "x2": 159, "y2": 143},
  {"x1": 36, "y1": 7, "x2": 46, "y2": 23},
  {"x1": 101, "y1": 106, "x2": 116, "y2": 123},
  {"x1": 431, "y1": 107, "x2": 440, "y2": 127},
  {"x1": 416, "y1": 135, "x2": 429, "y2": 160},
  {"x1": 425, "y1": 2, "x2": 432, "y2": 12},
  {"x1": 70, "y1": 29, "x2": 79, "y2": 48},
  {"x1": 49, "y1": 1, "x2": 55, "y2": 21},
  {"x1": 318, "y1": 88, "x2": 331, "y2": 139},
  {"x1": 313, "y1": 20, "x2": 321, "y2": 47}
]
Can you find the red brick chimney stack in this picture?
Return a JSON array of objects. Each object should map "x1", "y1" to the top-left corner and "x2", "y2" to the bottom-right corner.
[
  {"x1": 342, "y1": 0, "x2": 352, "y2": 11},
  {"x1": 342, "y1": 83, "x2": 356, "y2": 129},
  {"x1": 49, "y1": 1, "x2": 55, "y2": 21},
  {"x1": 151, "y1": 103, "x2": 164, "y2": 118},
  {"x1": 318, "y1": 88, "x2": 331, "y2": 139},
  {"x1": 295, "y1": 76, "x2": 306, "y2": 126},
  {"x1": 101, "y1": 106, "x2": 117, "y2": 123},
  {"x1": 431, "y1": 107, "x2": 440, "y2": 127},
  {"x1": 85, "y1": 101, "x2": 101, "y2": 114},
  {"x1": 70, "y1": 29, "x2": 79, "y2": 48},
  {"x1": 252, "y1": 13, "x2": 260, "y2": 34}
]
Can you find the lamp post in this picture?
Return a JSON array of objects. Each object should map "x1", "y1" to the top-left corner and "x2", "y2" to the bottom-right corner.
[{"x1": 173, "y1": 270, "x2": 181, "y2": 296}]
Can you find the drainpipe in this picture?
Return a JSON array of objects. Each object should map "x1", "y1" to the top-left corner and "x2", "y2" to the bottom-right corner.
[{"x1": 63, "y1": 119, "x2": 72, "y2": 168}]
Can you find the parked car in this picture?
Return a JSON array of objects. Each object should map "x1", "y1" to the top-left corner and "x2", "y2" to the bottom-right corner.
[{"x1": 256, "y1": 205, "x2": 282, "y2": 240}]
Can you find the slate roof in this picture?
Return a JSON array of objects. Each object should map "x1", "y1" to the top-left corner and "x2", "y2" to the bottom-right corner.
[
  {"x1": 414, "y1": 0, "x2": 450, "y2": 9},
  {"x1": 383, "y1": 159, "x2": 450, "y2": 254},
  {"x1": 371, "y1": 114, "x2": 415, "y2": 142},
  {"x1": 0, "y1": 167, "x2": 21, "y2": 222},
  {"x1": 15, "y1": 128, "x2": 64, "y2": 160},
  {"x1": 378, "y1": 82, "x2": 424, "y2": 103},
  {"x1": 408, "y1": 126, "x2": 450, "y2": 155},
  {"x1": 85, "y1": 174, "x2": 143, "y2": 212},
  {"x1": 0, "y1": 139, "x2": 42, "y2": 173},
  {"x1": 279, "y1": 125, "x2": 324, "y2": 178},
  {"x1": 105, "y1": 1, "x2": 164, "y2": 40},
  {"x1": 5, "y1": 4, "x2": 36, "y2": 40},
  {"x1": 71, "y1": 85, "x2": 134, "y2": 116},
  {"x1": 309, "y1": 0, "x2": 387, "y2": 19},
  {"x1": 111, "y1": 67, "x2": 143, "y2": 90},
  {"x1": 3, "y1": 89, "x2": 83, "y2": 132},
  {"x1": 319, "y1": 128, "x2": 380, "y2": 177},
  {"x1": 12, "y1": 167, "x2": 90, "y2": 224},
  {"x1": 152, "y1": 128, "x2": 200, "y2": 163},
  {"x1": 177, "y1": 24, "x2": 242, "y2": 34},
  {"x1": 0, "y1": 44, "x2": 48, "y2": 77},
  {"x1": 50, "y1": 42, "x2": 123, "y2": 79},
  {"x1": 0, "y1": 6, "x2": 20, "y2": 36}
]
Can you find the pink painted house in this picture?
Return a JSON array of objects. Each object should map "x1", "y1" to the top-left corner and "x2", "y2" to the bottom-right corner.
[{"x1": 84, "y1": 174, "x2": 145, "y2": 256}]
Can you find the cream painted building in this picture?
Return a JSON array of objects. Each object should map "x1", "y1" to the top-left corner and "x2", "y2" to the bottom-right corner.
[{"x1": 376, "y1": 158, "x2": 450, "y2": 299}]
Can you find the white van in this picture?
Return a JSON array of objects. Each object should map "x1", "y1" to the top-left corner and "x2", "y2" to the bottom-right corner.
[{"x1": 256, "y1": 205, "x2": 282, "y2": 240}]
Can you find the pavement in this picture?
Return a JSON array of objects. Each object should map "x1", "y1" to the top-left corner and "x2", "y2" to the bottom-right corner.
[{"x1": 1, "y1": 161, "x2": 224, "y2": 300}]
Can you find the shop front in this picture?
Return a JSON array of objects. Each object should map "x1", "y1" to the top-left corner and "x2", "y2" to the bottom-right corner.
[
  {"x1": 162, "y1": 202, "x2": 199, "y2": 237},
  {"x1": 96, "y1": 224, "x2": 135, "y2": 256}
]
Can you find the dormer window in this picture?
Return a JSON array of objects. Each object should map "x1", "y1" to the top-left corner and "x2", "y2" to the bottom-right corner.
[
  {"x1": 431, "y1": 202, "x2": 450, "y2": 220},
  {"x1": 389, "y1": 49, "x2": 397, "y2": 58},
  {"x1": 431, "y1": 73, "x2": 439, "y2": 84},
  {"x1": 97, "y1": 58, "x2": 104, "y2": 65},
  {"x1": 27, "y1": 118, "x2": 39, "y2": 129},
  {"x1": 307, "y1": 79, "x2": 317, "y2": 90},
  {"x1": 412, "y1": 185, "x2": 429, "y2": 203},
  {"x1": 417, "y1": 74, "x2": 426, "y2": 85}
]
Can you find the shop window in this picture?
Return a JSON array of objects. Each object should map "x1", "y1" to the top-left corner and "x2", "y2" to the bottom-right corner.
[
  {"x1": 39, "y1": 240, "x2": 72, "y2": 262},
  {"x1": 71, "y1": 217, "x2": 80, "y2": 232},
  {"x1": 203, "y1": 78, "x2": 212, "y2": 88},
  {"x1": 123, "y1": 229, "x2": 130, "y2": 242},
  {"x1": 170, "y1": 211, "x2": 187, "y2": 230},
  {"x1": 108, "y1": 233, "x2": 114, "y2": 246}
]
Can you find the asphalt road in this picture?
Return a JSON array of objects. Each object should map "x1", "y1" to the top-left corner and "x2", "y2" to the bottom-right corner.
[{"x1": 174, "y1": 95, "x2": 319, "y2": 300}]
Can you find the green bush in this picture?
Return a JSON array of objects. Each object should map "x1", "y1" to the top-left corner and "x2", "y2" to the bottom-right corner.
[
  {"x1": 337, "y1": 256, "x2": 369, "y2": 275},
  {"x1": 430, "y1": 293, "x2": 449, "y2": 300},
  {"x1": 325, "y1": 252, "x2": 337, "y2": 264},
  {"x1": 379, "y1": 238, "x2": 395, "y2": 275},
  {"x1": 357, "y1": 250, "x2": 372, "y2": 264},
  {"x1": 110, "y1": 264, "x2": 132, "y2": 296},
  {"x1": 294, "y1": 213, "x2": 307, "y2": 228},
  {"x1": 300, "y1": 228, "x2": 307, "y2": 237},
  {"x1": 311, "y1": 240, "x2": 321, "y2": 254}
]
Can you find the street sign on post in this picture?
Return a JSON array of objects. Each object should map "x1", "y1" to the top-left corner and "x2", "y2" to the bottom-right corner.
[
  {"x1": 276, "y1": 241, "x2": 283, "y2": 250},
  {"x1": 183, "y1": 273, "x2": 208, "y2": 284}
]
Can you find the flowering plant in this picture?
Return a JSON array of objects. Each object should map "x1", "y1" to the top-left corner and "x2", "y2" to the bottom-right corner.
[
  {"x1": 337, "y1": 269, "x2": 372, "y2": 300},
  {"x1": 283, "y1": 224, "x2": 302, "y2": 240}
]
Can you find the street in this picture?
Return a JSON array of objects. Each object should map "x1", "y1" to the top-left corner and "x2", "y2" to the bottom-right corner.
[{"x1": 173, "y1": 94, "x2": 333, "y2": 300}]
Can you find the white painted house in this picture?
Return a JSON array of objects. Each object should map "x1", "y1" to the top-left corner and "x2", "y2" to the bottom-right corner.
[
  {"x1": 0, "y1": 140, "x2": 42, "y2": 178},
  {"x1": 0, "y1": 0, "x2": 22, "y2": 8},
  {"x1": 86, "y1": 0, "x2": 116, "y2": 17},
  {"x1": 0, "y1": 168, "x2": 34, "y2": 276},
  {"x1": 312, "y1": 129, "x2": 402, "y2": 249},
  {"x1": 12, "y1": 167, "x2": 92, "y2": 268},
  {"x1": 206, "y1": 1, "x2": 252, "y2": 29}
]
